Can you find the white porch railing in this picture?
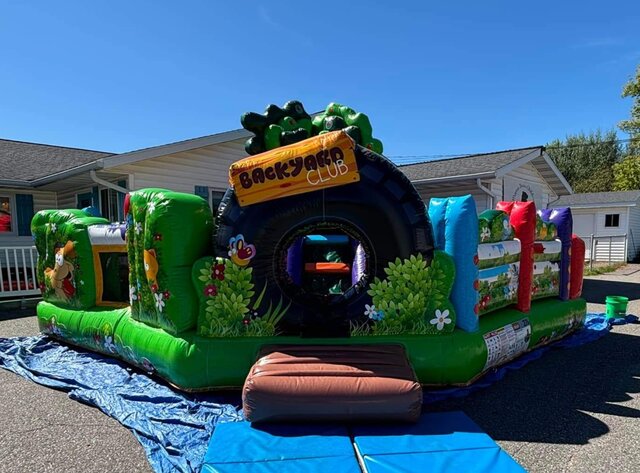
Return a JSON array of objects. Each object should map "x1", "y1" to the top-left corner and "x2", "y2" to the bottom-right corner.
[{"x1": 0, "y1": 246, "x2": 40, "y2": 298}]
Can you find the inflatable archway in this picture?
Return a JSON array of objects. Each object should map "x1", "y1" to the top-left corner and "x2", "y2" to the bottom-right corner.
[
  {"x1": 215, "y1": 132, "x2": 433, "y2": 335},
  {"x1": 32, "y1": 100, "x2": 587, "y2": 391}
]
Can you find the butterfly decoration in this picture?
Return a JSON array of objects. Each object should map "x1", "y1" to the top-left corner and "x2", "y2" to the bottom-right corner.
[{"x1": 228, "y1": 234, "x2": 256, "y2": 267}]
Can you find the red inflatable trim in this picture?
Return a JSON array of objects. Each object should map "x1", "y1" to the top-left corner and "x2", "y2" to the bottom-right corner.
[
  {"x1": 570, "y1": 235, "x2": 585, "y2": 299},
  {"x1": 497, "y1": 201, "x2": 536, "y2": 313}
]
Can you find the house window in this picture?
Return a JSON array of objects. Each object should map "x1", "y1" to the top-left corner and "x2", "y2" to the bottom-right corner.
[
  {"x1": 604, "y1": 214, "x2": 620, "y2": 228},
  {"x1": 100, "y1": 188, "x2": 124, "y2": 222},
  {"x1": 77, "y1": 191, "x2": 94, "y2": 209},
  {"x1": 211, "y1": 190, "x2": 225, "y2": 215},
  {"x1": 0, "y1": 195, "x2": 14, "y2": 233}
]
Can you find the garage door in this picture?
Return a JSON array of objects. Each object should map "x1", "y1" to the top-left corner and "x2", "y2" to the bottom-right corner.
[{"x1": 572, "y1": 213, "x2": 594, "y2": 237}]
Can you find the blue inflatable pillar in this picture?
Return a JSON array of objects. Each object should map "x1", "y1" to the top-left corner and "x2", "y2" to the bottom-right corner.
[{"x1": 428, "y1": 195, "x2": 479, "y2": 332}]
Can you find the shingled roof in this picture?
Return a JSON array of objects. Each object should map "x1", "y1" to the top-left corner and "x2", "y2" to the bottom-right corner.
[
  {"x1": 0, "y1": 138, "x2": 112, "y2": 183},
  {"x1": 398, "y1": 146, "x2": 542, "y2": 181},
  {"x1": 551, "y1": 190, "x2": 640, "y2": 207}
]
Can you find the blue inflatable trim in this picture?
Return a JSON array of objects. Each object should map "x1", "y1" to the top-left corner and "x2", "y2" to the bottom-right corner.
[
  {"x1": 0, "y1": 313, "x2": 634, "y2": 473},
  {"x1": 428, "y1": 195, "x2": 479, "y2": 332}
]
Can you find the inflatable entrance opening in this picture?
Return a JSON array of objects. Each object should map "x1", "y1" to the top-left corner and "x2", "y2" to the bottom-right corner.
[{"x1": 279, "y1": 223, "x2": 370, "y2": 308}]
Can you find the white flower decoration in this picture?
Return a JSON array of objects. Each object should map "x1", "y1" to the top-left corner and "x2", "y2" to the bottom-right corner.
[
  {"x1": 430, "y1": 309, "x2": 452, "y2": 331},
  {"x1": 481, "y1": 227, "x2": 491, "y2": 241},
  {"x1": 79, "y1": 280, "x2": 84, "y2": 286},
  {"x1": 135, "y1": 222, "x2": 143, "y2": 234},
  {"x1": 103, "y1": 335, "x2": 117, "y2": 353},
  {"x1": 129, "y1": 285, "x2": 138, "y2": 304},
  {"x1": 364, "y1": 304, "x2": 377, "y2": 318},
  {"x1": 154, "y1": 292, "x2": 165, "y2": 312},
  {"x1": 147, "y1": 202, "x2": 156, "y2": 214},
  {"x1": 50, "y1": 223, "x2": 57, "y2": 233}
]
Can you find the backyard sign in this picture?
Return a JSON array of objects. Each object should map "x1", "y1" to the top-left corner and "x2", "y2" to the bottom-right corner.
[{"x1": 229, "y1": 131, "x2": 360, "y2": 207}]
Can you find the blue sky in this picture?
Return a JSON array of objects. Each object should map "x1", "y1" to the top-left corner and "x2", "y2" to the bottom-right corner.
[{"x1": 1, "y1": 1, "x2": 639, "y2": 161}]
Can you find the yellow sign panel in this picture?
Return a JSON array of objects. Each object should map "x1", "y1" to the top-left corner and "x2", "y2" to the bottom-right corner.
[{"x1": 229, "y1": 131, "x2": 360, "y2": 207}]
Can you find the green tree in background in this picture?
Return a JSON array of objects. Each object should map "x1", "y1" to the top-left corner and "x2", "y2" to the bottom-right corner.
[
  {"x1": 613, "y1": 156, "x2": 640, "y2": 191},
  {"x1": 614, "y1": 65, "x2": 640, "y2": 191},
  {"x1": 619, "y1": 65, "x2": 640, "y2": 154},
  {"x1": 546, "y1": 129, "x2": 622, "y2": 193}
]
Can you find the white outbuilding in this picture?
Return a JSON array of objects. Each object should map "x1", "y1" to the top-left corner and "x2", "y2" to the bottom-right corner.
[{"x1": 549, "y1": 191, "x2": 640, "y2": 263}]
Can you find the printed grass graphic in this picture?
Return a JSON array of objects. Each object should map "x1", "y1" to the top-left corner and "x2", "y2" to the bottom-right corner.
[
  {"x1": 193, "y1": 257, "x2": 289, "y2": 337},
  {"x1": 353, "y1": 251, "x2": 456, "y2": 336}
]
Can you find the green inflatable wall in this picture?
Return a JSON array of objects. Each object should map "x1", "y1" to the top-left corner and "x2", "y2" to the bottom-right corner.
[
  {"x1": 127, "y1": 189, "x2": 213, "y2": 334},
  {"x1": 32, "y1": 209, "x2": 109, "y2": 309}
]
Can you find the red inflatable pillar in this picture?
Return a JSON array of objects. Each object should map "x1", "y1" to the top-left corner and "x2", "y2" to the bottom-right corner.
[
  {"x1": 497, "y1": 201, "x2": 536, "y2": 313},
  {"x1": 570, "y1": 235, "x2": 585, "y2": 299}
]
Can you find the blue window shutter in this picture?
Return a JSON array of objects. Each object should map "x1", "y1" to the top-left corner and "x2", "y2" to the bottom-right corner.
[
  {"x1": 91, "y1": 186, "x2": 99, "y2": 207},
  {"x1": 194, "y1": 185, "x2": 209, "y2": 200},
  {"x1": 117, "y1": 180, "x2": 127, "y2": 221},
  {"x1": 16, "y1": 193, "x2": 34, "y2": 236}
]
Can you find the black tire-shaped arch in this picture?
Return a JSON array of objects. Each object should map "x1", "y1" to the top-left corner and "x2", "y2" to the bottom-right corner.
[{"x1": 215, "y1": 146, "x2": 434, "y2": 336}]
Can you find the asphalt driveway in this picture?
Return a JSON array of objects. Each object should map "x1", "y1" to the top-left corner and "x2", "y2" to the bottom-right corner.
[{"x1": 0, "y1": 266, "x2": 639, "y2": 472}]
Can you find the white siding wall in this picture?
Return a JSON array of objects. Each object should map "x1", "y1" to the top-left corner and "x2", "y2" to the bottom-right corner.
[
  {"x1": 562, "y1": 206, "x2": 631, "y2": 262},
  {"x1": 593, "y1": 207, "x2": 628, "y2": 236},
  {"x1": 113, "y1": 139, "x2": 247, "y2": 195},
  {"x1": 627, "y1": 204, "x2": 640, "y2": 261},
  {"x1": 52, "y1": 138, "x2": 247, "y2": 212},
  {"x1": 501, "y1": 162, "x2": 557, "y2": 210},
  {"x1": 55, "y1": 174, "x2": 129, "y2": 210},
  {"x1": 56, "y1": 188, "x2": 79, "y2": 210},
  {"x1": 415, "y1": 179, "x2": 492, "y2": 214}
]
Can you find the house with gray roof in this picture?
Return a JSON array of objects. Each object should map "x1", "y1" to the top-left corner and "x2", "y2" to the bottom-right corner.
[
  {"x1": 399, "y1": 146, "x2": 572, "y2": 213},
  {"x1": 0, "y1": 131, "x2": 248, "y2": 296},
  {"x1": 550, "y1": 191, "x2": 640, "y2": 263},
  {"x1": 1, "y1": 133, "x2": 572, "y2": 297}
]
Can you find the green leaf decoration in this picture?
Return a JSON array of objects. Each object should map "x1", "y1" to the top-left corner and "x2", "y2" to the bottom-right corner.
[{"x1": 356, "y1": 251, "x2": 456, "y2": 336}]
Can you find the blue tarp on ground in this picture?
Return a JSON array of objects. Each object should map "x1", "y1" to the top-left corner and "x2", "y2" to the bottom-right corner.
[
  {"x1": 0, "y1": 336, "x2": 242, "y2": 473},
  {"x1": 0, "y1": 313, "x2": 635, "y2": 473}
]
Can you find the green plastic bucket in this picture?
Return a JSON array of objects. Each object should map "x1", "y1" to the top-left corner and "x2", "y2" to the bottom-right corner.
[{"x1": 605, "y1": 296, "x2": 629, "y2": 319}]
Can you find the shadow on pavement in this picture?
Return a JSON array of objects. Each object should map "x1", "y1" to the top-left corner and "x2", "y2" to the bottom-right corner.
[
  {"x1": 582, "y1": 279, "x2": 640, "y2": 305},
  {"x1": 429, "y1": 330, "x2": 640, "y2": 445},
  {"x1": 0, "y1": 307, "x2": 37, "y2": 322}
]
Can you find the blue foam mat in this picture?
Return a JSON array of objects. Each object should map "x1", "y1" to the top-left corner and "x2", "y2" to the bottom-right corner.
[
  {"x1": 361, "y1": 448, "x2": 523, "y2": 473},
  {"x1": 202, "y1": 412, "x2": 524, "y2": 473},
  {"x1": 352, "y1": 411, "x2": 525, "y2": 472},
  {"x1": 0, "y1": 313, "x2": 633, "y2": 472},
  {"x1": 202, "y1": 422, "x2": 361, "y2": 473},
  {"x1": 351, "y1": 411, "x2": 495, "y2": 454}
]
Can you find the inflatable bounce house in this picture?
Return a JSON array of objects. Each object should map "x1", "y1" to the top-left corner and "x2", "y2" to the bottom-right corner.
[{"x1": 33, "y1": 101, "x2": 586, "y2": 423}]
